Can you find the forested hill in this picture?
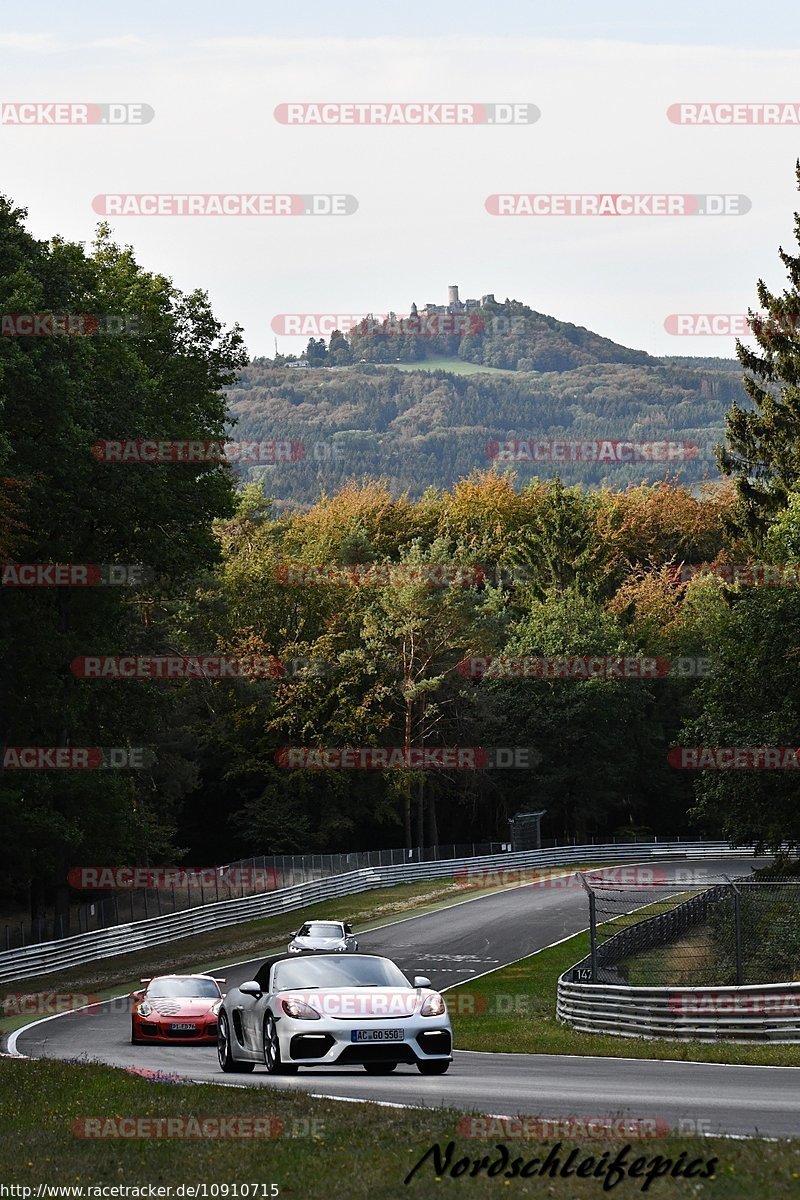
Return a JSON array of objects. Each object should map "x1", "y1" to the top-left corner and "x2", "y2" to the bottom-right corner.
[{"x1": 226, "y1": 298, "x2": 747, "y2": 508}]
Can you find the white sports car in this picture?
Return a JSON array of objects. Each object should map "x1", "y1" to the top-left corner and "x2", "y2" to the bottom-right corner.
[
  {"x1": 287, "y1": 919, "x2": 358, "y2": 954},
  {"x1": 217, "y1": 952, "x2": 452, "y2": 1076}
]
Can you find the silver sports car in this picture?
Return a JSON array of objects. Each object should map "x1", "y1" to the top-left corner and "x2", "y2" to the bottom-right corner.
[
  {"x1": 287, "y1": 919, "x2": 358, "y2": 953},
  {"x1": 217, "y1": 952, "x2": 452, "y2": 1075}
]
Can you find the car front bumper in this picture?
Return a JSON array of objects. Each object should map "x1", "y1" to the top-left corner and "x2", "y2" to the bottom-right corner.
[
  {"x1": 278, "y1": 1018, "x2": 452, "y2": 1064},
  {"x1": 133, "y1": 1019, "x2": 218, "y2": 1043}
]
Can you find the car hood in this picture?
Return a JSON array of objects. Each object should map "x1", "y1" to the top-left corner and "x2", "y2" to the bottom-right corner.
[
  {"x1": 279, "y1": 986, "x2": 438, "y2": 1019},
  {"x1": 145, "y1": 998, "x2": 218, "y2": 1017}
]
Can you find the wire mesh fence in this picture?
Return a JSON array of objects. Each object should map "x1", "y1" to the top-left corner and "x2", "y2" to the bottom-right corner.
[
  {"x1": 579, "y1": 868, "x2": 800, "y2": 986},
  {"x1": 3, "y1": 840, "x2": 508, "y2": 950}
]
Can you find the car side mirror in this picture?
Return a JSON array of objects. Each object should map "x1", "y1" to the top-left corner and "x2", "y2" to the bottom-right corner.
[
  {"x1": 288, "y1": 931, "x2": 297, "y2": 938},
  {"x1": 239, "y1": 981, "x2": 262, "y2": 997},
  {"x1": 129, "y1": 990, "x2": 144, "y2": 1001},
  {"x1": 413, "y1": 976, "x2": 432, "y2": 989}
]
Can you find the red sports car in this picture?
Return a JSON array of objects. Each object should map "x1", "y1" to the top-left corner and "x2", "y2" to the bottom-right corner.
[{"x1": 130, "y1": 974, "x2": 225, "y2": 1044}]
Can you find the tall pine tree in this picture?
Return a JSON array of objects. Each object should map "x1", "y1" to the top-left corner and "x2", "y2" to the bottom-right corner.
[{"x1": 720, "y1": 160, "x2": 800, "y2": 534}]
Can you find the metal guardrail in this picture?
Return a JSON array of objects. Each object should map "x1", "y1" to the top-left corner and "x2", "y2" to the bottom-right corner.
[
  {"x1": 558, "y1": 871, "x2": 800, "y2": 1042},
  {"x1": 0, "y1": 840, "x2": 732, "y2": 984},
  {"x1": 557, "y1": 978, "x2": 800, "y2": 1041}
]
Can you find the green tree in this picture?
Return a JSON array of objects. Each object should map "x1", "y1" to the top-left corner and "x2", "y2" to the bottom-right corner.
[{"x1": 720, "y1": 161, "x2": 800, "y2": 534}]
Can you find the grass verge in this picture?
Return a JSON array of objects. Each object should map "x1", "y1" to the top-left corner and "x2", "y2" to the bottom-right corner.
[
  {"x1": 448, "y1": 931, "x2": 800, "y2": 1066},
  {"x1": 0, "y1": 1056, "x2": 798, "y2": 1197}
]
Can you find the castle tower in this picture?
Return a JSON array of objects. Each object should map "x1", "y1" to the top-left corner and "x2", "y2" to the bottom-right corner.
[{"x1": 447, "y1": 284, "x2": 460, "y2": 309}]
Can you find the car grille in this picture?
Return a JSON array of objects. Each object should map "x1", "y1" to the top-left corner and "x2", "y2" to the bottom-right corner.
[
  {"x1": 336, "y1": 1044, "x2": 417, "y2": 1064},
  {"x1": 165, "y1": 1026, "x2": 202, "y2": 1038}
]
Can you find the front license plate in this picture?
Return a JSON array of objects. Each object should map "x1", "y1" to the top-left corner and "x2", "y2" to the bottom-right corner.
[
  {"x1": 350, "y1": 1028, "x2": 405, "y2": 1042},
  {"x1": 169, "y1": 1023, "x2": 196, "y2": 1031}
]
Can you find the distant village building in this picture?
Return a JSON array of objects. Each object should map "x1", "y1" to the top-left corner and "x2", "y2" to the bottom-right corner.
[{"x1": 420, "y1": 285, "x2": 495, "y2": 316}]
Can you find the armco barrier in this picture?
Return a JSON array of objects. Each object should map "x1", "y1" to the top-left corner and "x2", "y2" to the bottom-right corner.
[
  {"x1": 557, "y1": 869, "x2": 800, "y2": 1042},
  {"x1": 557, "y1": 977, "x2": 800, "y2": 1042},
  {"x1": 0, "y1": 841, "x2": 734, "y2": 984}
]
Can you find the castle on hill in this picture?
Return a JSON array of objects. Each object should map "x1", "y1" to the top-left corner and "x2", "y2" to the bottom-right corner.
[{"x1": 417, "y1": 285, "x2": 495, "y2": 317}]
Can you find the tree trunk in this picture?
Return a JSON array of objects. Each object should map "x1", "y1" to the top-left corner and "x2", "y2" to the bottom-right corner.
[{"x1": 427, "y1": 790, "x2": 438, "y2": 851}]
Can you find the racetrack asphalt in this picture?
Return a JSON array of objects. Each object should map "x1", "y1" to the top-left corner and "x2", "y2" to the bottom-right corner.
[{"x1": 14, "y1": 857, "x2": 800, "y2": 1138}]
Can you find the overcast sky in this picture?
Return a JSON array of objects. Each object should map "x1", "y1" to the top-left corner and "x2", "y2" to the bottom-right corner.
[{"x1": 3, "y1": 2, "x2": 800, "y2": 358}]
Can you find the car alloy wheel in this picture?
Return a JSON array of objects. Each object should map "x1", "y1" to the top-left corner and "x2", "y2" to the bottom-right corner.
[
  {"x1": 218, "y1": 1011, "x2": 254, "y2": 1073},
  {"x1": 263, "y1": 1014, "x2": 298, "y2": 1074}
]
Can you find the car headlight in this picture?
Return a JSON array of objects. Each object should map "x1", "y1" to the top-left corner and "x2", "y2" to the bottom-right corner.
[
  {"x1": 280, "y1": 997, "x2": 321, "y2": 1020},
  {"x1": 420, "y1": 993, "x2": 446, "y2": 1017},
  {"x1": 288, "y1": 944, "x2": 302, "y2": 953},
  {"x1": 136, "y1": 1001, "x2": 152, "y2": 1017},
  {"x1": 335, "y1": 942, "x2": 347, "y2": 951},
  {"x1": 210, "y1": 1000, "x2": 223, "y2": 1016}
]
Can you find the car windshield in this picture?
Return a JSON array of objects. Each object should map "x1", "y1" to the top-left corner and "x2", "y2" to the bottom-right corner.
[
  {"x1": 146, "y1": 978, "x2": 220, "y2": 998},
  {"x1": 297, "y1": 922, "x2": 344, "y2": 938},
  {"x1": 274, "y1": 956, "x2": 410, "y2": 991}
]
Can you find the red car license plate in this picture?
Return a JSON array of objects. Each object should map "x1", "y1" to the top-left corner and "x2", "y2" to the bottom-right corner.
[{"x1": 169, "y1": 1022, "x2": 197, "y2": 1031}]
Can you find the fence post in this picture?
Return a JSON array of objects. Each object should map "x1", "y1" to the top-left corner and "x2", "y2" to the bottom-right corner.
[
  {"x1": 578, "y1": 873, "x2": 598, "y2": 982},
  {"x1": 732, "y1": 881, "x2": 744, "y2": 985},
  {"x1": 724, "y1": 876, "x2": 744, "y2": 985}
]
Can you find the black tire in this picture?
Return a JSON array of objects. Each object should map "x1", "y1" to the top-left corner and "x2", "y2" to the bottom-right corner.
[
  {"x1": 217, "y1": 1011, "x2": 255, "y2": 1073},
  {"x1": 263, "y1": 1013, "x2": 299, "y2": 1075},
  {"x1": 417, "y1": 1059, "x2": 450, "y2": 1075},
  {"x1": 363, "y1": 1061, "x2": 397, "y2": 1074}
]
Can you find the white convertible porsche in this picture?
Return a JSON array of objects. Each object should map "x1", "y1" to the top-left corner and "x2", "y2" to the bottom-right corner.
[{"x1": 216, "y1": 952, "x2": 452, "y2": 1075}]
